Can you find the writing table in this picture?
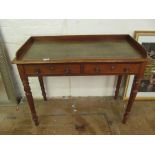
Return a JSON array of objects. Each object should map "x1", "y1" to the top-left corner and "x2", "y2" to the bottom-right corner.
[{"x1": 12, "y1": 35, "x2": 148, "y2": 126}]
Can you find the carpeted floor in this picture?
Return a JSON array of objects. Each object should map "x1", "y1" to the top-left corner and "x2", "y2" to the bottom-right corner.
[{"x1": 0, "y1": 97, "x2": 155, "y2": 135}]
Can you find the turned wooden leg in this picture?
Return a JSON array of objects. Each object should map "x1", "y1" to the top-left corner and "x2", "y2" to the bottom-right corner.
[
  {"x1": 122, "y1": 76, "x2": 141, "y2": 124},
  {"x1": 114, "y1": 75, "x2": 123, "y2": 99},
  {"x1": 38, "y1": 76, "x2": 47, "y2": 101},
  {"x1": 18, "y1": 65, "x2": 39, "y2": 126}
]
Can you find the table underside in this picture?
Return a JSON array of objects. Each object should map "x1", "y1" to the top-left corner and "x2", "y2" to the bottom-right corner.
[{"x1": 22, "y1": 40, "x2": 143, "y2": 61}]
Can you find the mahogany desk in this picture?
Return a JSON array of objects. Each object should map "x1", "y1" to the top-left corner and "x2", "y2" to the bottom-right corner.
[{"x1": 12, "y1": 35, "x2": 148, "y2": 126}]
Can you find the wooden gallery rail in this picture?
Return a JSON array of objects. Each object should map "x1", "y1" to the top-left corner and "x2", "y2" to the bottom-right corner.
[{"x1": 12, "y1": 35, "x2": 148, "y2": 126}]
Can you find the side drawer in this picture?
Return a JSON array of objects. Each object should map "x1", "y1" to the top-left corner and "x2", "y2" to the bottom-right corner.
[
  {"x1": 83, "y1": 63, "x2": 140, "y2": 75},
  {"x1": 24, "y1": 64, "x2": 81, "y2": 75}
]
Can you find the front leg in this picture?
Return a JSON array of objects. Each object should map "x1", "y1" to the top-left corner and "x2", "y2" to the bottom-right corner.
[
  {"x1": 114, "y1": 75, "x2": 123, "y2": 99},
  {"x1": 122, "y1": 75, "x2": 141, "y2": 123},
  {"x1": 38, "y1": 75, "x2": 47, "y2": 101},
  {"x1": 18, "y1": 65, "x2": 39, "y2": 126}
]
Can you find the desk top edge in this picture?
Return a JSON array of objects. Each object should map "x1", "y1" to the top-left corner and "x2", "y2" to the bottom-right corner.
[{"x1": 12, "y1": 34, "x2": 148, "y2": 64}]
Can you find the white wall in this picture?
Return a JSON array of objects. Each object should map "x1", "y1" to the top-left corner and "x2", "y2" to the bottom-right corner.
[{"x1": 0, "y1": 19, "x2": 155, "y2": 98}]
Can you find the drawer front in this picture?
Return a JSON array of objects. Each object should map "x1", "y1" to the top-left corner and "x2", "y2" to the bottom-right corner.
[
  {"x1": 83, "y1": 63, "x2": 140, "y2": 74},
  {"x1": 24, "y1": 64, "x2": 81, "y2": 75}
]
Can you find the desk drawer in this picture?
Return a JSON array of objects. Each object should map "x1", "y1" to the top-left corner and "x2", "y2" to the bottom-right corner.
[
  {"x1": 24, "y1": 64, "x2": 81, "y2": 75},
  {"x1": 83, "y1": 63, "x2": 140, "y2": 74}
]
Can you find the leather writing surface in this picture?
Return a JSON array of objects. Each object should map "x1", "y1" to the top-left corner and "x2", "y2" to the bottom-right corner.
[{"x1": 22, "y1": 40, "x2": 143, "y2": 60}]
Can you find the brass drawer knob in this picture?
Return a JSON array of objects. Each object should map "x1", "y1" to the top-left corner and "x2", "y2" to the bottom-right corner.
[{"x1": 95, "y1": 66, "x2": 100, "y2": 73}]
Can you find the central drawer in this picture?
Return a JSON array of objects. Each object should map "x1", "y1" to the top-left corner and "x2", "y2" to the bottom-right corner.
[{"x1": 24, "y1": 64, "x2": 81, "y2": 75}]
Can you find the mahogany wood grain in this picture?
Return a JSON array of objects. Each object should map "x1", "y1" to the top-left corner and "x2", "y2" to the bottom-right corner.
[
  {"x1": 83, "y1": 63, "x2": 140, "y2": 75},
  {"x1": 24, "y1": 64, "x2": 81, "y2": 75}
]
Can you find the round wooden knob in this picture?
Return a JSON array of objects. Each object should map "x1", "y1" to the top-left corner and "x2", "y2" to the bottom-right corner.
[
  {"x1": 111, "y1": 65, "x2": 115, "y2": 70},
  {"x1": 49, "y1": 66, "x2": 55, "y2": 70},
  {"x1": 35, "y1": 68, "x2": 40, "y2": 74},
  {"x1": 65, "y1": 67, "x2": 70, "y2": 74},
  {"x1": 123, "y1": 68, "x2": 129, "y2": 73},
  {"x1": 95, "y1": 66, "x2": 100, "y2": 73}
]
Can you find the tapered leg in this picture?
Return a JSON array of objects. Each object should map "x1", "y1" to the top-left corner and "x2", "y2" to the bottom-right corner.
[
  {"x1": 122, "y1": 76, "x2": 141, "y2": 123},
  {"x1": 38, "y1": 76, "x2": 47, "y2": 101},
  {"x1": 114, "y1": 75, "x2": 123, "y2": 99},
  {"x1": 18, "y1": 65, "x2": 39, "y2": 126}
]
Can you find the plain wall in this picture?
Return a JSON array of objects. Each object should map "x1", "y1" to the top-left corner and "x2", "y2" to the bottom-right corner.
[{"x1": 0, "y1": 19, "x2": 155, "y2": 98}]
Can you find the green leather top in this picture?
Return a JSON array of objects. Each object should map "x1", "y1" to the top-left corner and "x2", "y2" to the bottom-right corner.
[{"x1": 22, "y1": 40, "x2": 143, "y2": 60}]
